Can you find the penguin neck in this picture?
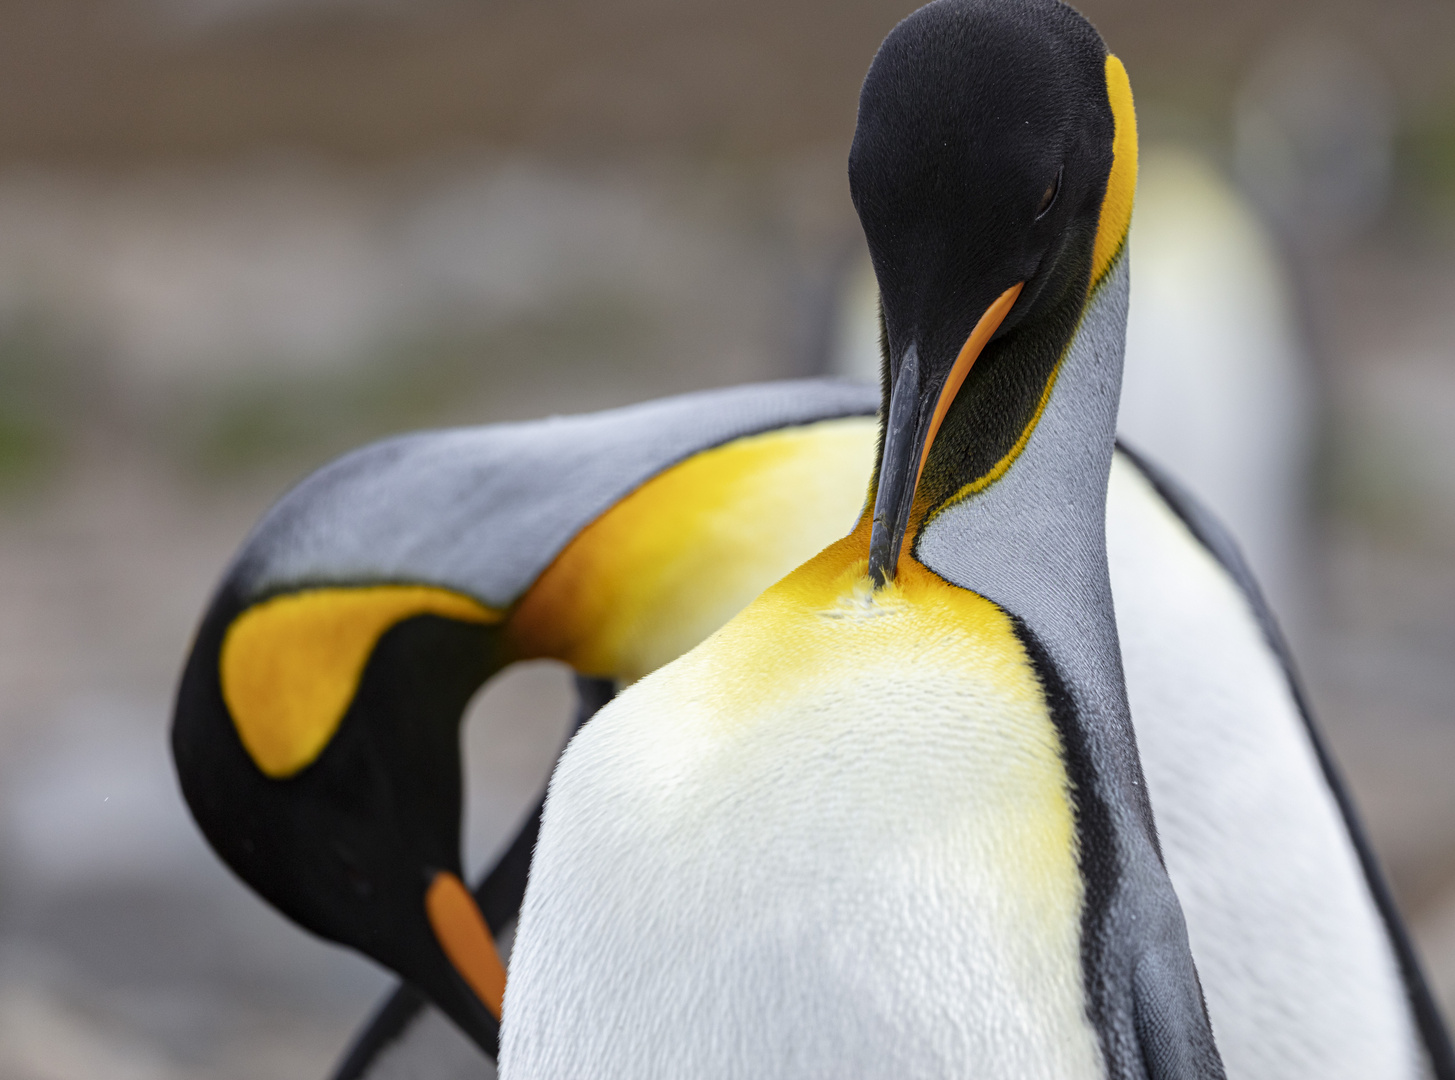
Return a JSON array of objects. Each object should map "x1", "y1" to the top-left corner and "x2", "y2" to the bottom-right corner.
[{"x1": 912, "y1": 253, "x2": 1129, "y2": 692}]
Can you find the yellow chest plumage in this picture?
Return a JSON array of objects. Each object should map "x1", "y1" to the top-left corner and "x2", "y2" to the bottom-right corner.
[{"x1": 500, "y1": 537, "x2": 1101, "y2": 1078}]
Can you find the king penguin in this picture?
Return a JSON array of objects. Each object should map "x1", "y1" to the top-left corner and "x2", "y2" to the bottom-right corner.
[
  {"x1": 500, "y1": 1, "x2": 1226, "y2": 1075},
  {"x1": 169, "y1": 3, "x2": 1455, "y2": 1079}
]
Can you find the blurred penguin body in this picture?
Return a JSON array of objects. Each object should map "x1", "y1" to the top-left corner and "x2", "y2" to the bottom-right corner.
[
  {"x1": 1109, "y1": 450, "x2": 1427, "y2": 1080},
  {"x1": 1118, "y1": 148, "x2": 1312, "y2": 630}
]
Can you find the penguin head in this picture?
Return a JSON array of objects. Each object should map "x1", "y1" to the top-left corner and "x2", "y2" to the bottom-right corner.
[
  {"x1": 850, "y1": 0, "x2": 1135, "y2": 582},
  {"x1": 172, "y1": 582, "x2": 506, "y2": 1055}
]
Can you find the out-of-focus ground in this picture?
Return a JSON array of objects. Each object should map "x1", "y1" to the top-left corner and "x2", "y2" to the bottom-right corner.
[{"x1": 0, "y1": 1, "x2": 1453, "y2": 1077}]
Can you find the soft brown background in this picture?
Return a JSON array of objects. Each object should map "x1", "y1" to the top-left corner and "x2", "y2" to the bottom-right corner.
[{"x1": 0, "y1": 1, "x2": 1453, "y2": 1077}]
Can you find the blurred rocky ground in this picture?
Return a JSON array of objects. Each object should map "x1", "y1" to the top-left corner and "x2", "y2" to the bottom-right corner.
[{"x1": 0, "y1": 1, "x2": 1453, "y2": 1077}]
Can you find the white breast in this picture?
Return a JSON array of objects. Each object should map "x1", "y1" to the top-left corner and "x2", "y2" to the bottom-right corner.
[
  {"x1": 498, "y1": 567, "x2": 1103, "y2": 1080},
  {"x1": 1108, "y1": 455, "x2": 1421, "y2": 1080}
]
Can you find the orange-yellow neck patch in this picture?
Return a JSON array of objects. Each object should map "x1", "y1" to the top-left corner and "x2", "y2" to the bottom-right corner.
[
  {"x1": 669, "y1": 525, "x2": 1010, "y2": 712},
  {"x1": 1090, "y1": 54, "x2": 1137, "y2": 287},
  {"x1": 221, "y1": 585, "x2": 501, "y2": 778}
]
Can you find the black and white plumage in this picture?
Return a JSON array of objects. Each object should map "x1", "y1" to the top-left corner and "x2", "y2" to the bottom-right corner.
[
  {"x1": 169, "y1": 0, "x2": 1454, "y2": 1075},
  {"x1": 315, "y1": 424, "x2": 1449, "y2": 1080}
]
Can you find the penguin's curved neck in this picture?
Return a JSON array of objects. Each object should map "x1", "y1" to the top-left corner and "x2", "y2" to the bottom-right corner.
[
  {"x1": 914, "y1": 254, "x2": 1129, "y2": 687},
  {"x1": 932, "y1": 255, "x2": 1122, "y2": 526},
  {"x1": 861, "y1": 234, "x2": 1126, "y2": 606}
]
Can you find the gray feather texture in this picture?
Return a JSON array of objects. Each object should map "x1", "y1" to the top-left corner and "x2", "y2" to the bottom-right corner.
[{"x1": 230, "y1": 379, "x2": 879, "y2": 607}]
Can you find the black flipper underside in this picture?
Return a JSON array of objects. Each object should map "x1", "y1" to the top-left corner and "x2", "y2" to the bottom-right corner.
[{"x1": 331, "y1": 676, "x2": 616, "y2": 1079}]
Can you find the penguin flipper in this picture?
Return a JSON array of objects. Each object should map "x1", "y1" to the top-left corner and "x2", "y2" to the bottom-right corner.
[
  {"x1": 331, "y1": 984, "x2": 430, "y2": 1080},
  {"x1": 1133, "y1": 947, "x2": 1225, "y2": 1080}
]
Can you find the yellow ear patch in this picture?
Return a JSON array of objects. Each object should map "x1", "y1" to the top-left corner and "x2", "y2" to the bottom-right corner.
[
  {"x1": 1090, "y1": 54, "x2": 1138, "y2": 287},
  {"x1": 221, "y1": 585, "x2": 502, "y2": 778}
]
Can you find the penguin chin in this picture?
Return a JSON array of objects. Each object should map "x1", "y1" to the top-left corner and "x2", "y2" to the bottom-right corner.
[{"x1": 818, "y1": 569, "x2": 906, "y2": 620}]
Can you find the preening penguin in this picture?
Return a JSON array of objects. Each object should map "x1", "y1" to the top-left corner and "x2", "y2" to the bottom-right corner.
[
  {"x1": 501, "y1": 1, "x2": 1223, "y2": 1076},
  {"x1": 171, "y1": 379, "x2": 882, "y2": 1059}
]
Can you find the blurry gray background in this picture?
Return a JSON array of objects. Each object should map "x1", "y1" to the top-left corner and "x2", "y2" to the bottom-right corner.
[{"x1": 0, "y1": 1, "x2": 1454, "y2": 1077}]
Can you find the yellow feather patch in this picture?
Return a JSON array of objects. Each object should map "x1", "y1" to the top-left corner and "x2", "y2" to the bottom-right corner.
[
  {"x1": 221, "y1": 585, "x2": 501, "y2": 778},
  {"x1": 623, "y1": 532, "x2": 1082, "y2": 936},
  {"x1": 693, "y1": 536, "x2": 1051, "y2": 728},
  {"x1": 1090, "y1": 54, "x2": 1138, "y2": 287},
  {"x1": 509, "y1": 418, "x2": 877, "y2": 683}
]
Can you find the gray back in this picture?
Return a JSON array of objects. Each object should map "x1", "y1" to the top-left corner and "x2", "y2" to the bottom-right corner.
[{"x1": 229, "y1": 379, "x2": 880, "y2": 607}]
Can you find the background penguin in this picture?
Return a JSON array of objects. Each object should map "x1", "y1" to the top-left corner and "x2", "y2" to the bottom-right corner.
[
  {"x1": 172, "y1": 378, "x2": 880, "y2": 1058},
  {"x1": 1116, "y1": 149, "x2": 1313, "y2": 633},
  {"x1": 169, "y1": 10, "x2": 1454, "y2": 1080},
  {"x1": 1109, "y1": 448, "x2": 1452, "y2": 1080}
]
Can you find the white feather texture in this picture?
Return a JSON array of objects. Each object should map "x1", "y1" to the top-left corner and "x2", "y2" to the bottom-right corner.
[
  {"x1": 499, "y1": 558, "x2": 1104, "y2": 1080},
  {"x1": 338, "y1": 451, "x2": 1429, "y2": 1080},
  {"x1": 1108, "y1": 455, "x2": 1421, "y2": 1079}
]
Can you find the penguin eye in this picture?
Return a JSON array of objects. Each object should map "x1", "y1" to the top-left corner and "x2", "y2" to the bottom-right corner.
[{"x1": 1035, "y1": 166, "x2": 1062, "y2": 219}]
